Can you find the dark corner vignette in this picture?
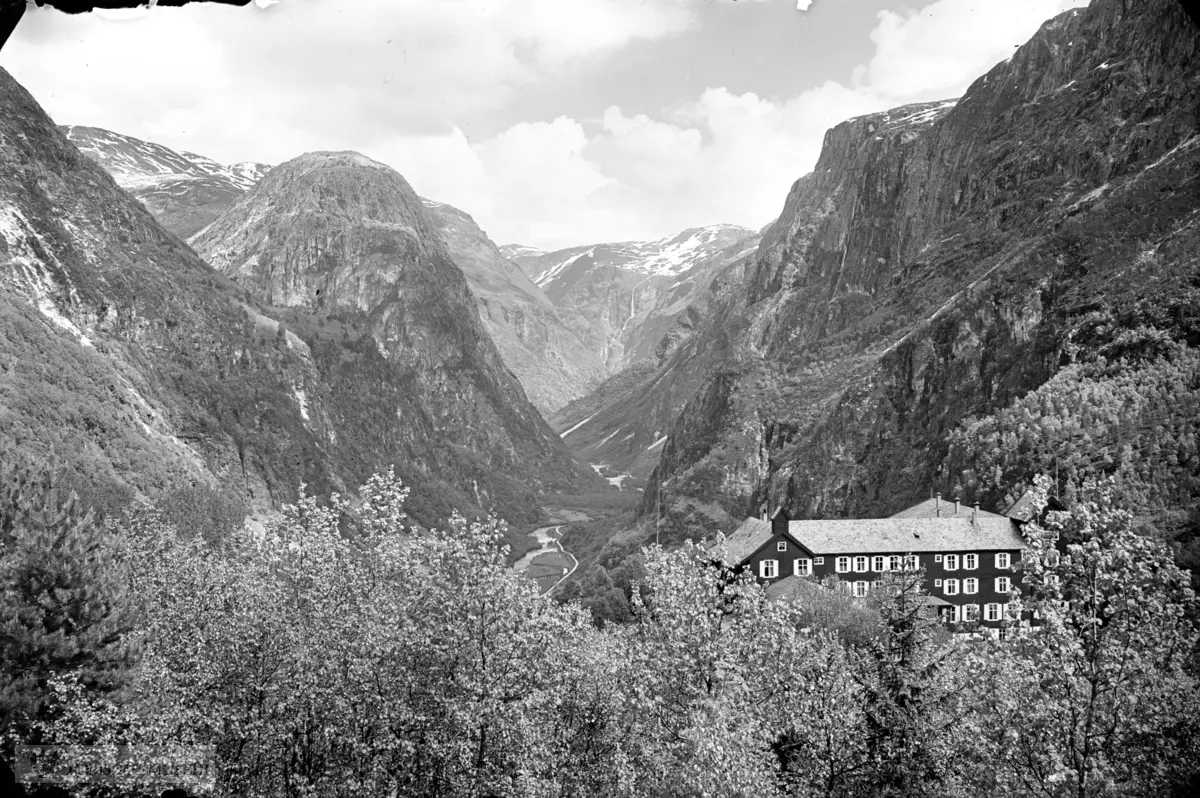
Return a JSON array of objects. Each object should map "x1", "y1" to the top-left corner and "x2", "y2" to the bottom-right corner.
[{"x1": 0, "y1": 2, "x2": 257, "y2": 53}]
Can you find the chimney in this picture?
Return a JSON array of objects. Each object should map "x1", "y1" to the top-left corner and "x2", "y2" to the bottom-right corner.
[
  {"x1": 972, "y1": 503, "x2": 979, "y2": 522},
  {"x1": 760, "y1": 502, "x2": 768, "y2": 522},
  {"x1": 955, "y1": 498, "x2": 960, "y2": 515},
  {"x1": 771, "y1": 506, "x2": 790, "y2": 539},
  {"x1": 935, "y1": 492, "x2": 941, "y2": 517}
]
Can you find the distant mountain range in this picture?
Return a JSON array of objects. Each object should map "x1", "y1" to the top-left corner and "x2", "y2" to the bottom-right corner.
[
  {"x1": 61, "y1": 126, "x2": 609, "y2": 413},
  {"x1": 503, "y1": 226, "x2": 761, "y2": 376},
  {"x1": 61, "y1": 125, "x2": 761, "y2": 417}
]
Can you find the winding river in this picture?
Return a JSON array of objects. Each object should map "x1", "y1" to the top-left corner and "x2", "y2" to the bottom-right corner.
[{"x1": 513, "y1": 524, "x2": 579, "y2": 594}]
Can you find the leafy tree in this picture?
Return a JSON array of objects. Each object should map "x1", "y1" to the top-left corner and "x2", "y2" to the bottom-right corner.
[{"x1": 962, "y1": 476, "x2": 1200, "y2": 797}]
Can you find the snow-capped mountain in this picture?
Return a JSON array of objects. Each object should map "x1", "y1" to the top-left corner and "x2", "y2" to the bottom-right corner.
[
  {"x1": 497, "y1": 244, "x2": 545, "y2": 262},
  {"x1": 507, "y1": 224, "x2": 757, "y2": 298},
  {"x1": 504, "y1": 225, "x2": 761, "y2": 374},
  {"x1": 61, "y1": 125, "x2": 270, "y2": 238},
  {"x1": 65, "y1": 125, "x2": 270, "y2": 190}
]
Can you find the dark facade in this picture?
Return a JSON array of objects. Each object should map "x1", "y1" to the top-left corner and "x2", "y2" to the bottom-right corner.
[
  {"x1": 738, "y1": 528, "x2": 1023, "y2": 628},
  {"x1": 714, "y1": 500, "x2": 1031, "y2": 630}
]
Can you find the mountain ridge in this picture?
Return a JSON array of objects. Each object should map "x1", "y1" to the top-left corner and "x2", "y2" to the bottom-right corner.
[
  {"x1": 64, "y1": 127, "x2": 607, "y2": 413},
  {"x1": 638, "y1": 0, "x2": 1200, "y2": 531}
]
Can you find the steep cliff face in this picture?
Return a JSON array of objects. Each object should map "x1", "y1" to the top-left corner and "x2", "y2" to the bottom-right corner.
[
  {"x1": 190, "y1": 151, "x2": 592, "y2": 520},
  {"x1": 643, "y1": 0, "x2": 1200, "y2": 526},
  {"x1": 506, "y1": 225, "x2": 759, "y2": 374},
  {"x1": 420, "y1": 199, "x2": 604, "y2": 413},
  {"x1": 0, "y1": 69, "x2": 584, "y2": 532},
  {"x1": 62, "y1": 125, "x2": 268, "y2": 239},
  {"x1": 1, "y1": 68, "x2": 335, "y2": 516}
]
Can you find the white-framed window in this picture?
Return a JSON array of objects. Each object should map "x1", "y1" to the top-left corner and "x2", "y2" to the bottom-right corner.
[
  {"x1": 964, "y1": 604, "x2": 980, "y2": 622},
  {"x1": 945, "y1": 579, "x2": 959, "y2": 596},
  {"x1": 814, "y1": 556, "x2": 824, "y2": 565},
  {"x1": 985, "y1": 603, "x2": 1001, "y2": 622},
  {"x1": 777, "y1": 540, "x2": 788, "y2": 552},
  {"x1": 794, "y1": 558, "x2": 812, "y2": 577},
  {"x1": 873, "y1": 555, "x2": 886, "y2": 572},
  {"x1": 964, "y1": 554, "x2": 978, "y2": 570},
  {"x1": 934, "y1": 579, "x2": 943, "y2": 587},
  {"x1": 838, "y1": 581, "x2": 852, "y2": 594},
  {"x1": 904, "y1": 555, "x2": 919, "y2": 571},
  {"x1": 854, "y1": 556, "x2": 868, "y2": 572},
  {"x1": 889, "y1": 555, "x2": 903, "y2": 571},
  {"x1": 945, "y1": 554, "x2": 958, "y2": 571},
  {"x1": 996, "y1": 553, "x2": 1010, "y2": 569},
  {"x1": 964, "y1": 578, "x2": 978, "y2": 595},
  {"x1": 760, "y1": 560, "x2": 779, "y2": 579},
  {"x1": 995, "y1": 576, "x2": 1011, "y2": 594},
  {"x1": 853, "y1": 581, "x2": 869, "y2": 598},
  {"x1": 836, "y1": 556, "x2": 850, "y2": 573},
  {"x1": 934, "y1": 554, "x2": 943, "y2": 562}
]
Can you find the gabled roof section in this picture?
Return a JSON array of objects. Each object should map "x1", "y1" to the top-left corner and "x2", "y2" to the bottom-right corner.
[
  {"x1": 890, "y1": 497, "x2": 1005, "y2": 520},
  {"x1": 1003, "y1": 489, "x2": 1068, "y2": 523},
  {"x1": 708, "y1": 517, "x2": 773, "y2": 566},
  {"x1": 787, "y1": 516, "x2": 1023, "y2": 555},
  {"x1": 1003, "y1": 490, "x2": 1039, "y2": 522}
]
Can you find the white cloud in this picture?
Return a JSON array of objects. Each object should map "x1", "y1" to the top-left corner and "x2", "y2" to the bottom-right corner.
[
  {"x1": 5, "y1": 0, "x2": 1092, "y2": 249},
  {"x1": 462, "y1": 0, "x2": 1090, "y2": 247},
  {"x1": 856, "y1": 0, "x2": 1089, "y2": 102},
  {"x1": 4, "y1": 0, "x2": 693, "y2": 164}
]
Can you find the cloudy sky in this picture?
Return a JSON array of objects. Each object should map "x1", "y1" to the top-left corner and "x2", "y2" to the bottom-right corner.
[{"x1": 3, "y1": 0, "x2": 1086, "y2": 249}]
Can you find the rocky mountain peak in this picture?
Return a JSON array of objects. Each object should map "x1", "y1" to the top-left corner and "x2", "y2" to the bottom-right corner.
[
  {"x1": 191, "y1": 149, "x2": 452, "y2": 313},
  {"x1": 191, "y1": 144, "x2": 593, "y2": 506}
]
